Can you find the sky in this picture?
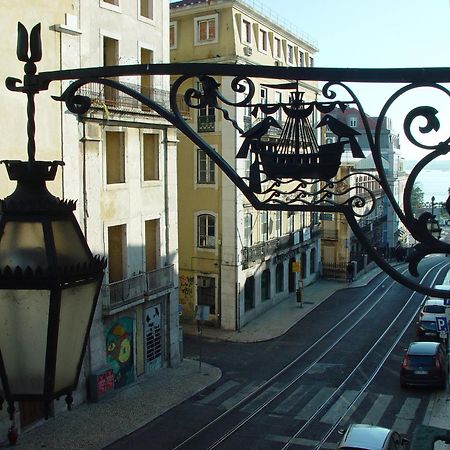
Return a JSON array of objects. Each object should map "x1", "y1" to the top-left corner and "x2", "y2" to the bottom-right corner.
[{"x1": 250, "y1": 0, "x2": 450, "y2": 160}]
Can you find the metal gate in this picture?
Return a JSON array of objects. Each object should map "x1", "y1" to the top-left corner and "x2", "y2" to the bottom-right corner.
[{"x1": 144, "y1": 305, "x2": 162, "y2": 373}]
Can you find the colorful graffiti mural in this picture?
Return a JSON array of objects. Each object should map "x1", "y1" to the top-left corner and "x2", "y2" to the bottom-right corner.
[{"x1": 105, "y1": 317, "x2": 135, "y2": 389}]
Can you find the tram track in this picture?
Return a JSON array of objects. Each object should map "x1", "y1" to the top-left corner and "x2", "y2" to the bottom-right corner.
[{"x1": 173, "y1": 260, "x2": 449, "y2": 450}]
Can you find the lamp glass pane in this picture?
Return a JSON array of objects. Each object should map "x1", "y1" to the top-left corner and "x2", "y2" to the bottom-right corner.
[
  {"x1": 0, "y1": 290, "x2": 49, "y2": 395},
  {"x1": 52, "y1": 220, "x2": 90, "y2": 267},
  {"x1": 0, "y1": 222, "x2": 46, "y2": 270},
  {"x1": 54, "y1": 281, "x2": 99, "y2": 392}
]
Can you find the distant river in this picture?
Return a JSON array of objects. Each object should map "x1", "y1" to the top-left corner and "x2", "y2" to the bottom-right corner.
[{"x1": 404, "y1": 160, "x2": 450, "y2": 204}]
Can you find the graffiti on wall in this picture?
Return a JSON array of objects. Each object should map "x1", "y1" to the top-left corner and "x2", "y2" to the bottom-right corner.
[
  {"x1": 105, "y1": 317, "x2": 135, "y2": 389},
  {"x1": 179, "y1": 275, "x2": 195, "y2": 319}
]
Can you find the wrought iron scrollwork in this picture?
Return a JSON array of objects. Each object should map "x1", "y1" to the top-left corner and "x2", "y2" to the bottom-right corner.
[{"x1": 6, "y1": 22, "x2": 450, "y2": 298}]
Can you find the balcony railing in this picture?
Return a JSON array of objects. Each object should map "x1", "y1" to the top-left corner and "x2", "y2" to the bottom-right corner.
[
  {"x1": 101, "y1": 265, "x2": 174, "y2": 313},
  {"x1": 78, "y1": 81, "x2": 190, "y2": 117},
  {"x1": 198, "y1": 115, "x2": 215, "y2": 132},
  {"x1": 321, "y1": 229, "x2": 339, "y2": 240},
  {"x1": 241, "y1": 234, "x2": 292, "y2": 267}
]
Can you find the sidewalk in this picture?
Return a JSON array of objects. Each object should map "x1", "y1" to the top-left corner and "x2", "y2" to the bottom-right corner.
[{"x1": 15, "y1": 264, "x2": 449, "y2": 449}]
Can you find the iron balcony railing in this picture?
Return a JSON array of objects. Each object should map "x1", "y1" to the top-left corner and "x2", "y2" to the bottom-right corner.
[
  {"x1": 101, "y1": 264, "x2": 174, "y2": 313},
  {"x1": 198, "y1": 114, "x2": 216, "y2": 132},
  {"x1": 78, "y1": 81, "x2": 190, "y2": 117},
  {"x1": 321, "y1": 229, "x2": 339, "y2": 240},
  {"x1": 242, "y1": 234, "x2": 292, "y2": 267}
]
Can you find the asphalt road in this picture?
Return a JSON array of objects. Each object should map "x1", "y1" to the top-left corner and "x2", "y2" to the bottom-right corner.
[{"x1": 105, "y1": 257, "x2": 449, "y2": 450}]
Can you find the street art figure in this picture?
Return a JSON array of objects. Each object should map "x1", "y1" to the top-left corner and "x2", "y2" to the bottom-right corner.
[{"x1": 105, "y1": 318, "x2": 135, "y2": 388}]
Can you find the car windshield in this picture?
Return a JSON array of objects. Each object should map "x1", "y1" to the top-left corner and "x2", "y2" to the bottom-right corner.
[
  {"x1": 423, "y1": 305, "x2": 445, "y2": 313},
  {"x1": 419, "y1": 321, "x2": 437, "y2": 331},
  {"x1": 407, "y1": 355, "x2": 434, "y2": 367}
]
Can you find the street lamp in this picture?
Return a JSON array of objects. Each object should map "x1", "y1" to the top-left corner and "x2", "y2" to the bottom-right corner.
[{"x1": 0, "y1": 23, "x2": 106, "y2": 419}]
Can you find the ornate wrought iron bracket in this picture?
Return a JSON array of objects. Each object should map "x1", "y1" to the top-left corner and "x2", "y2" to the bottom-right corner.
[{"x1": 6, "y1": 23, "x2": 450, "y2": 297}]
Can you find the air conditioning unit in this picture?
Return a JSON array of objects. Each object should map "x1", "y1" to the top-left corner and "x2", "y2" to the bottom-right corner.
[{"x1": 243, "y1": 46, "x2": 253, "y2": 56}]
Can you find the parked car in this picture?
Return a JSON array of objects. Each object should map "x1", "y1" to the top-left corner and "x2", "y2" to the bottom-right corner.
[
  {"x1": 418, "y1": 298, "x2": 447, "y2": 321},
  {"x1": 400, "y1": 341, "x2": 448, "y2": 389},
  {"x1": 416, "y1": 319, "x2": 443, "y2": 342},
  {"x1": 336, "y1": 424, "x2": 408, "y2": 449}
]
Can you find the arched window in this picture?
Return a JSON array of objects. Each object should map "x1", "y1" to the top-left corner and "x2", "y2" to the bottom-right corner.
[
  {"x1": 310, "y1": 248, "x2": 316, "y2": 274},
  {"x1": 197, "y1": 214, "x2": 215, "y2": 248},
  {"x1": 276, "y1": 263, "x2": 284, "y2": 293},
  {"x1": 261, "y1": 269, "x2": 271, "y2": 301},
  {"x1": 244, "y1": 276, "x2": 255, "y2": 311}
]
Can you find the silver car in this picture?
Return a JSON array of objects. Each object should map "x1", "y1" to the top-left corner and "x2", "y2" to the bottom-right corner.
[{"x1": 336, "y1": 424, "x2": 409, "y2": 449}]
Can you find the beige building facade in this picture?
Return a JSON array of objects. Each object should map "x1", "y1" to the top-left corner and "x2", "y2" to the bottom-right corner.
[
  {"x1": 171, "y1": 0, "x2": 321, "y2": 330},
  {"x1": 0, "y1": 0, "x2": 181, "y2": 432}
]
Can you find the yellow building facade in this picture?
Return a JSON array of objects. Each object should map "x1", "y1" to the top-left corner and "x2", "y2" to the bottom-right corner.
[{"x1": 171, "y1": 0, "x2": 321, "y2": 330}]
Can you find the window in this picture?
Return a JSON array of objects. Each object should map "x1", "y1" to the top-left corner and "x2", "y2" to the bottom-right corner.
[
  {"x1": 244, "y1": 276, "x2": 255, "y2": 311},
  {"x1": 108, "y1": 224, "x2": 126, "y2": 282},
  {"x1": 170, "y1": 22, "x2": 177, "y2": 49},
  {"x1": 139, "y1": 0, "x2": 153, "y2": 20},
  {"x1": 349, "y1": 116, "x2": 358, "y2": 127},
  {"x1": 275, "y1": 263, "x2": 284, "y2": 293},
  {"x1": 145, "y1": 219, "x2": 159, "y2": 271},
  {"x1": 244, "y1": 213, "x2": 252, "y2": 247},
  {"x1": 260, "y1": 86, "x2": 268, "y2": 118},
  {"x1": 242, "y1": 19, "x2": 251, "y2": 44},
  {"x1": 299, "y1": 51, "x2": 304, "y2": 67},
  {"x1": 102, "y1": 0, "x2": 119, "y2": 6},
  {"x1": 197, "y1": 149, "x2": 215, "y2": 184},
  {"x1": 275, "y1": 91, "x2": 282, "y2": 122},
  {"x1": 261, "y1": 269, "x2": 271, "y2": 301},
  {"x1": 198, "y1": 214, "x2": 215, "y2": 248},
  {"x1": 197, "y1": 276, "x2": 215, "y2": 314},
  {"x1": 259, "y1": 28, "x2": 268, "y2": 52},
  {"x1": 140, "y1": 48, "x2": 153, "y2": 108},
  {"x1": 287, "y1": 44, "x2": 294, "y2": 65},
  {"x1": 275, "y1": 211, "x2": 282, "y2": 237},
  {"x1": 274, "y1": 37, "x2": 281, "y2": 59},
  {"x1": 260, "y1": 211, "x2": 268, "y2": 241},
  {"x1": 288, "y1": 211, "x2": 295, "y2": 233},
  {"x1": 103, "y1": 36, "x2": 119, "y2": 103},
  {"x1": 143, "y1": 133, "x2": 159, "y2": 181},
  {"x1": 194, "y1": 14, "x2": 218, "y2": 45},
  {"x1": 105, "y1": 131, "x2": 125, "y2": 184}
]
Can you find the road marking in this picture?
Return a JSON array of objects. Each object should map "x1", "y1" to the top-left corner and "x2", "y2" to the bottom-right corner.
[
  {"x1": 271, "y1": 385, "x2": 309, "y2": 415},
  {"x1": 294, "y1": 387, "x2": 336, "y2": 420},
  {"x1": 241, "y1": 383, "x2": 284, "y2": 412},
  {"x1": 362, "y1": 394, "x2": 393, "y2": 425},
  {"x1": 392, "y1": 397, "x2": 421, "y2": 434},
  {"x1": 321, "y1": 390, "x2": 360, "y2": 424},
  {"x1": 197, "y1": 379, "x2": 239, "y2": 404},
  {"x1": 222, "y1": 381, "x2": 260, "y2": 410},
  {"x1": 266, "y1": 433, "x2": 335, "y2": 449}
]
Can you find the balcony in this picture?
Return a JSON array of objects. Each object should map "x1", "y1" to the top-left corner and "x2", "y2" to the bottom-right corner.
[
  {"x1": 321, "y1": 229, "x2": 339, "y2": 240},
  {"x1": 198, "y1": 115, "x2": 215, "y2": 132},
  {"x1": 78, "y1": 82, "x2": 190, "y2": 118},
  {"x1": 101, "y1": 265, "x2": 174, "y2": 315},
  {"x1": 241, "y1": 234, "x2": 292, "y2": 268}
]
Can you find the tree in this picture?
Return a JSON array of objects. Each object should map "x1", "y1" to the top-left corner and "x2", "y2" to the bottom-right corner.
[{"x1": 411, "y1": 184, "x2": 424, "y2": 210}]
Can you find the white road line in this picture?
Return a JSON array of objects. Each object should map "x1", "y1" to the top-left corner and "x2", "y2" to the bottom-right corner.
[
  {"x1": 362, "y1": 394, "x2": 393, "y2": 425},
  {"x1": 221, "y1": 381, "x2": 260, "y2": 410},
  {"x1": 294, "y1": 387, "x2": 336, "y2": 420},
  {"x1": 392, "y1": 397, "x2": 421, "y2": 434},
  {"x1": 197, "y1": 379, "x2": 239, "y2": 404},
  {"x1": 321, "y1": 390, "x2": 359, "y2": 424}
]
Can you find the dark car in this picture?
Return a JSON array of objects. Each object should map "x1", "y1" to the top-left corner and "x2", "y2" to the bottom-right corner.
[
  {"x1": 416, "y1": 319, "x2": 443, "y2": 342},
  {"x1": 400, "y1": 341, "x2": 448, "y2": 388}
]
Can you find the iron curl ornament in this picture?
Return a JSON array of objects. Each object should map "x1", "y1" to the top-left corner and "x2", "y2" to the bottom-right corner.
[{"x1": 5, "y1": 23, "x2": 450, "y2": 298}]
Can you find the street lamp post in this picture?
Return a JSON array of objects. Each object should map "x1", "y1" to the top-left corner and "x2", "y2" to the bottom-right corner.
[{"x1": 0, "y1": 24, "x2": 106, "y2": 421}]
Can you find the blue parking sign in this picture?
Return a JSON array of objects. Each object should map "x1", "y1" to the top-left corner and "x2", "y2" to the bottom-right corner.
[{"x1": 436, "y1": 316, "x2": 449, "y2": 333}]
